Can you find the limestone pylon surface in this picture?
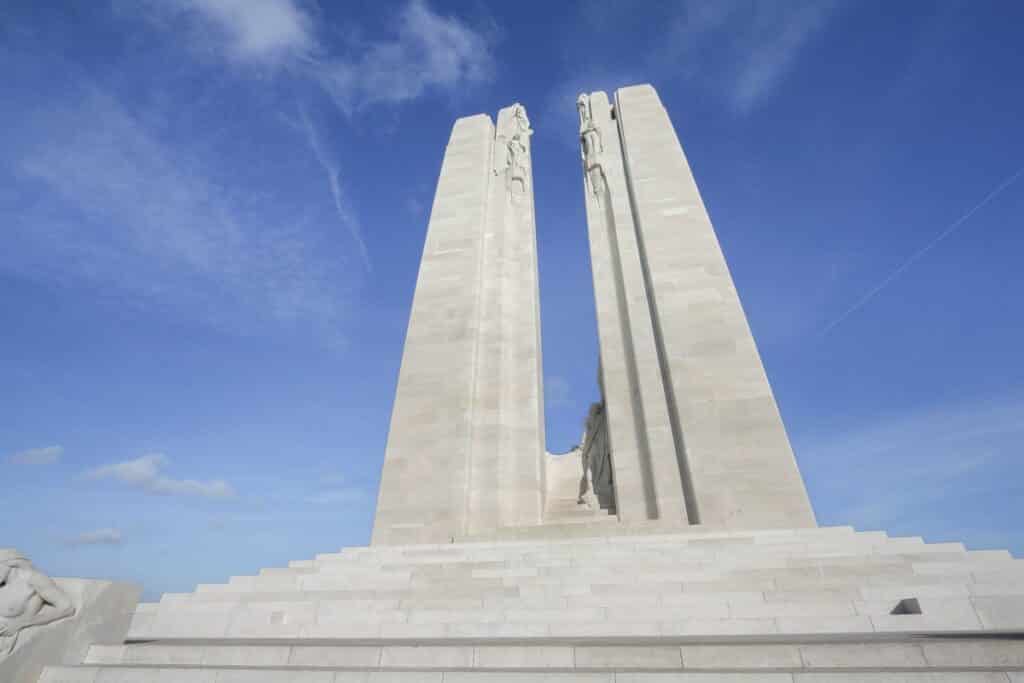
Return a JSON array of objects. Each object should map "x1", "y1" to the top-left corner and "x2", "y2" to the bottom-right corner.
[
  {"x1": 34, "y1": 85, "x2": 1024, "y2": 683},
  {"x1": 371, "y1": 104, "x2": 546, "y2": 546},
  {"x1": 580, "y1": 85, "x2": 815, "y2": 530}
]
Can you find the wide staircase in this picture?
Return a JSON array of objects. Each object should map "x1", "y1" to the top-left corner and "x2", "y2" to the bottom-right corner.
[{"x1": 41, "y1": 525, "x2": 1024, "y2": 681}]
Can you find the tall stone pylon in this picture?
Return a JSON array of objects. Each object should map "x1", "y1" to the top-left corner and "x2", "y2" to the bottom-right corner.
[
  {"x1": 580, "y1": 85, "x2": 816, "y2": 529},
  {"x1": 577, "y1": 91, "x2": 693, "y2": 525},
  {"x1": 371, "y1": 104, "x2": 545, "y2": 545}
]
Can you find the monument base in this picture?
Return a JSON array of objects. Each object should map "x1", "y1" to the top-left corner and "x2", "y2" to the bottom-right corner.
[
  {"x1": 39, "y1": 525, "x2": 1024, "y2": 681},
  {"x1": 1, "y1": 578, "x2": 139, "y2": 683}
]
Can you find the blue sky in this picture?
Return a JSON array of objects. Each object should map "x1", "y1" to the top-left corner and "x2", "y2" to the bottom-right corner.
[{"x1": 2, "y1": 0, "x2": 1022, "y2": 600}]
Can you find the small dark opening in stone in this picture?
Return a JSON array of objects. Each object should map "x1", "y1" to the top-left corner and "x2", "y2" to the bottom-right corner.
[{"x1": 891, "y1": 598, "x2": 923, "y2": 615}]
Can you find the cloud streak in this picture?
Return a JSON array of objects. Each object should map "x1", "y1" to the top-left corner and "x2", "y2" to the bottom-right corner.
[
  {"x1": 298, "y1": 106, "x2": 370, "y2": 269},
  {"x1": 7, "y1": 445, "x2": 62, "y2": 465},
  {"x1": 68, "y1": 528, "x2": 123, "y2": 546},
  {"x1": 558, "y1": 1, "x2": 838, "y2": 115},
  {"x1": 820, "y1": 164, "x2": 1024, "y2": 337},
  {"x1": 797, "y1": 392, "x2": 1024, "y2": 531},
  {"x1": 305, "y1": 488, "x2": 369, "y2": 505},
  {"x1": 87, "y1": 453, "x2": 236, "y2": 499},
  {"x1": 663, "y1": 0, "x2": 839, "y2": 113}
]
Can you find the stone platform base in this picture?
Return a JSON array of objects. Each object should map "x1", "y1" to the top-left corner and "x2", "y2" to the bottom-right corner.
[{"x1": 39, "y1": 525, "x2": 1024, "y2": 681}]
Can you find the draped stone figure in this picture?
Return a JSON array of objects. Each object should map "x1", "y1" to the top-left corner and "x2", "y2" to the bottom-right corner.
[{"x1": 578, "y1": 401, "x2": 615, "y2": 512}]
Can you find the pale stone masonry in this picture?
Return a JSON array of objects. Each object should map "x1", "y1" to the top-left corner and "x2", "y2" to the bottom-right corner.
[
  {"x1": 617, "y1": 84, "x2": 815, "y2": 529},
  {"x1": 49, "y1": 525, "x2": 1024, "y2": 680},
  {"x1": 578, "y1": 91, "x2": 691, "y2": 525},
  {"x1": 31, "y1": 85, "x2": 1024, "y2": 682},
  {"x1": 372, "y1": 105, "x2": 545, "y2": 545}
]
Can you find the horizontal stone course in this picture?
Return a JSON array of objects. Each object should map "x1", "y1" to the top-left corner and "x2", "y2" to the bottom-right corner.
[{"x1": 42, "y1": 669, "x2": 1024, "y2": 682}]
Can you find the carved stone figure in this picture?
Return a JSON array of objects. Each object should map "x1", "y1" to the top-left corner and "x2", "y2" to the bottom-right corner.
[
  {"x1": 577, "y1": 401, "x2": 615, "y2": 512},
  {"x1": 506, "y1": 136, "x2": 529, "y2": 195},
  {"x1": 503, "y1": 103, "x2": 532, "y2": 195},
  {"x1": 576, "y1": 93, "x2": 605, "y2": 198},
  {"x1": 511, "y1": 102, "x2": 531, "y2": 136},
  {"x1": 0, "y1": 550, "x2": 75, "y2": 657}
]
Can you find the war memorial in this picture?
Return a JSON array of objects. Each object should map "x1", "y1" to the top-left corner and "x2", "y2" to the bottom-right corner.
[{"x1": 4, "y1": 84, "x2": 1024, "y2": 682}]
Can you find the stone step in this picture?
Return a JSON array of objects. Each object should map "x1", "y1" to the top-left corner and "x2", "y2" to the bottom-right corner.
[
  {"x1": 83, "y1": 638, "x2": 1024, "y2": 671},
  {"x1": 40, "y1": 665, "x2": 1024, "y2": 682},
  {"x1": 156, "y1": 584, "x2": 978, "y2": 608},
  {"x1": 314, "y1": 543, "x2": 986, "y2": 570},
  {"x1": 186, "y1": 558, "x2": 1019, "y2": 599},
  {"x1": 152, "y1": 567, "x2": 1020, "y2": 614},
  {"x1": 452, "y1": 523, "x2": 864, "y2": 544},
  {"x1": 126, "y1": 598, "x2": 1024, "y2": 641},
  {"x1": 231, "y1": 540, "x2": 1002, "y2": 571},
  {"x1": 311, "y1": 544, "x2": 987, "y2": 566},
  {"x1": 255, "y1": 554, "x2": 1010, "y2": 584}
]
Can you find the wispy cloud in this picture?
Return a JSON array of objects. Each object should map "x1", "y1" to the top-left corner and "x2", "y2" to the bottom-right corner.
[
  {"x1": 159, "y1": 0, "x2": 495, "y2": 113},
  {"x1": 125, "y1": 0, "x2": 495, "y2": 281},
  {"x1": 661, "y1": 0, "x2": 839, "y2": 113},
  {"x1": 298, "y1": 105, "x2": 370, "y2": 269},
  {"x1": 7, "y1": 445, "x2": 62, "y2": 465},
  {"x1": 558, "y1": 1, "x2": 838, "y2": 116},
  {"x1": 313, "y1": 0, "x2": 495, "y2": 113},
  {"x1": 86, "y1": 453, "x2": 236, "y2": 499},
  {"x1": 179, "y1": 0, "x2": 315, "y2": 65},
  {"x1": 305, "y1": 487, "x2": 368, "y2": 505},
  {"x1": 797, "y1": 392, "x2": 1024, "y2": 532},
  {"x1": 68, "y1": 528, "x2": 123, "y2": 546},
  {"x1": 5, "y1": 85, "x2": 347, "y2": 336}
]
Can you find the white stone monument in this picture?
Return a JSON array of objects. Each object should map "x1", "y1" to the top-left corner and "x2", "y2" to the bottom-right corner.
[{"x1": 33, "y1": 85, "x2": 1024, "y2": 683}]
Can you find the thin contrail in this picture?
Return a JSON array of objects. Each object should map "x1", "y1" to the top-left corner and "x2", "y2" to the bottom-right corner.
[
  {"x1": 819, "y1": 164, "x2": 1024, "y2": 338},
  {"x1": 298, "y1": 105, "x2": 372, "y2": 271}
]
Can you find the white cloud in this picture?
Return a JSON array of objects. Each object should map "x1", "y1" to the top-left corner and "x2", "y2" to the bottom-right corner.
[
  {"x1": 68, "y1": 528, "x2": 123, "y2": 546},
  {"x1": 306, "y1": 487, "x2": 368, "y2": 505},
  {"x1": 7, "y1": 445, "x2": 62, "y2": 465},
  {"x1": 87, "y1": 453, "x2": 236, "y2": 499},
  {"x1": 663, "y1": 0, "x2": 839, "y2": 113},
  {"x1": 561, "y1": 1, "x2": 838, "y2": 115},
  {"x1": 179, "y1": 0, "x2": 315, "y2": 64},
  {"x1": 315, "y1": 0, "x2": 494, "y2": 112},
  {"x1": 6, "y1": 86, "x2": 347, "y2": 336},
  {"x1": 160, "y1": 0, "x2": 495, "y2": 113},
  {"x1": 731, "y1": 4, "x2": 836, "y2": 112}
]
